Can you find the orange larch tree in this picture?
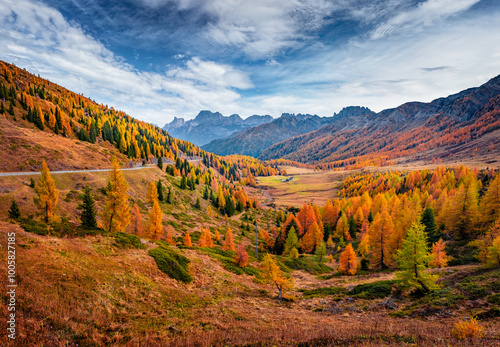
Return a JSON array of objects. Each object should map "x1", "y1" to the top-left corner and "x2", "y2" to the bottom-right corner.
[
  {"x1": 234, "y1": 242, "x2": 249, "y2": 267},
  {"x1": 339, "y1": 243, "x2": 357, "y2": 275},
  {"x1": 223, "y1": 228, "x2": 236, "y2": 251}
]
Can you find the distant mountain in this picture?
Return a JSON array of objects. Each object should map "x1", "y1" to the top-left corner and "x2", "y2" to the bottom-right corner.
[
  {"x1": 163, "y1": 110, "x2": 273, "y2": 146},
  {"x1": 259, "y1": 75, "x2": 500, "y2": 164},
  {"x1": 201, "y1": 113, "x2": 337, "y2": 157}
]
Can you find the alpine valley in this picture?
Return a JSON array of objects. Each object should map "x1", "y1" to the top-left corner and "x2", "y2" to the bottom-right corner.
[{"x1": 1, "y1": 59, "x2": 500, "y2": 347}]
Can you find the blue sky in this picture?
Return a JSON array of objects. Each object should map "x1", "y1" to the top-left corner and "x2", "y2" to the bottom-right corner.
[{"x1": 1, "y1": 0, "x2": 500, "y2": 125}]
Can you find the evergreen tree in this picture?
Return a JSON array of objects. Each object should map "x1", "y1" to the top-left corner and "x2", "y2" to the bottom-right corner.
[
  {"x1": 0, "y1": 102, "x2": 5, "y2": 115},
  {"x1": 194, "y1": 197, "x2": 201, "y2": 209},
  {"x1": 421, "y1": 207, "x2": 439, "y2": 245},
  {"x1": 396, "y1": 221, "x2": 438, "y2": 292},
  {"x1": 166, "y1": 187, "x2": 172, "y2": 204},
  {"x1": 34, "y1": 160, "x2": 59, "y2": 222},
  {"x1": 348, "y1": 215, "x2": 357, "y2": 239},
  {"x1": 8, "y1": 101, "x2": 14, "y2": 116},
  {"x1": 79, "y1": 186, "x2": 97, "y2": 229},
  {"x1": 8, "y1": 200, "x2": 21, "y2": 220},
  {"x1": 203, "y1": 186, "x2": 209, "y2": 200},
  {"x1": 157, "y1": 156, "x2": 163, "y2": 170},
  {"x1": 156, "y1": 180, "x2": 164, "y2": 202}
]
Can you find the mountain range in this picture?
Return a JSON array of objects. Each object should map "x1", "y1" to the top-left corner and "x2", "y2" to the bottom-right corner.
[
  {"x1": 165, "y1": 76, "x2": 500, "y2": 165},
  {"x1": 163, "y1": 110, "x2": 273, "y2": 146},
  {"x1": 260, "y1": 75, "x2": 500, "y2": 164}
]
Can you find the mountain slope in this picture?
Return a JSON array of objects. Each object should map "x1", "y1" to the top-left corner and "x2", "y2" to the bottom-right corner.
[
  {"x1": 163, "y1": 110, "x2": 273, "y2": 146},
  {"x1": 201, "y1": 112, "x2": 340, "y2": 157},
  {"x1": 260, "y1": 76, "x2": 500, "y2": 165}
]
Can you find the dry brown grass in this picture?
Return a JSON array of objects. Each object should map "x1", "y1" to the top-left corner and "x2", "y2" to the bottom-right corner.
[
  {"x1": 0, "y1": 114, "x2": 129, "y2": 172},
  {"x1": 1, "y1": 223, "x2": 499, "y2": 346}
]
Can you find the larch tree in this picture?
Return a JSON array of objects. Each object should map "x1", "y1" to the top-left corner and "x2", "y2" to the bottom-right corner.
[
  {"x1": 183, "y1": 232, "x2": 192, "y2": 247},
  {"x1": 368, "y1": 211, "x2": 394, "y2": 269},
  {"x1": 129, "y1": 203, "x2": 143, "y2": 236},
  {"x1": 102, "y1": 159, "x2": 131, "y2": 233},
  {"x1": 261, "y1": 253, "x2": 294, "y2": 302},
  {"x1": 487, "y1": 236, "x2": 500, "y2": 268},
  {"x1": 34, "y1": 160, "x2": 59, "y2": 223},
  {"x1": 335, "y1": 214, "x2": 349, "y2": 239},
  {"x1": 147, "y1": 181, "x2": 159, "y2": 204},
  {"x1": 315, "y1": 241, "x2": 327, "y2": 263},
  {"x1": 429, "y1": 239, "x2": 450, "y2": 268},
  {"x1": 146, "y1": 190, "x2": 163, "y2": 240},
  {"x1": 234, "y1": 242, "x2": 249, "y2": 267},
  {"x1": 223, "y1": 228, "x2": 236, "y2": 251},
  {"x1": 283, "y1": 226, "x2": 299, "y2": 256},
  {"x1": 297, "y1": 203, "x2": 317, "y2": 236},
  {"x1": 396, "y1": 221, "x2": 438, "y2": 292},
  {"x1": 450, "y1": 180, "x2": 479, "y2": 239},
  {"x1": 79, "y1": 186, "x2": 97, "y2": 229},
  {"x1": 479, "y1": 174, "x2": 500, "y2": 230},
  {"x1": 473, "y1": 217, "x2": 500, "y2": 265},
  {"x1": 299, "y1": 222, "x2": 317, "y2": 253},
  {"x1": 165, "y1": 225, "x2": 176, "y2": 245},
  {"x1": 338, "y1": 243, "x2": 357, "y2": 275}
]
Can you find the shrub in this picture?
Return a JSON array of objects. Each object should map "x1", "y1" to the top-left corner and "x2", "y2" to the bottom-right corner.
[
  {"x1": 283, "y1": 257, "x2": 331, "y2": 274},
  {"x1": 148, "y1": 247, "x2": 192, "y2": 283},
  {"x1": 487, "y1": 293, "x2": 500, "y2": 304},
  {"x1": 350, "y1": 280, "x2": 397, "y2": 299},
  {"x1": 112, "y1": 232, "x2": 145, "y2": 249},
  {"x1": 299, "y1": 286, "x2": 346, "y2": 298},
  {"x1": 19, "y1": 218, "x2": 48, "y2": 235},
  {"x1": 451, "y1": 317, "x2": 484, "y2": 340}
]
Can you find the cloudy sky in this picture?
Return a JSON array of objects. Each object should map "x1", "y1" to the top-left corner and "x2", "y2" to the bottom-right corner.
[{"x1": 1, "y1": 0, "x2": 500, "y2": 125}]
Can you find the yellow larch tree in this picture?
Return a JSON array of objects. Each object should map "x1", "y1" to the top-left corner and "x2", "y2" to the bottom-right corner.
[
  {"x1": 261, "y1": 253, "x2": 294, "y2": 302},
  {"x1": 368, "y1": 211, "x2": 394, "y2": 269},
  {"x1": 147, "y1": 181, "x2": 158, "y2": 204},
  {"x1": 146, "y1": 192, "x2": 163, "y2": 240},
  {"x1": 34, "y1": 160, "x2": 59, "y2": 223},
  {"x1": 102, "y1": 159, "x2": 131, "y2": 232}
]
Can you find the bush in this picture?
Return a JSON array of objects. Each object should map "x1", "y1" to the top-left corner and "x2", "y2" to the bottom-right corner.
[
  {"x1": 487, "y1": 293, "x2": 500, "y2": 304},
  {"x1": 451, "y1": 317, "x2": 484, "y2": 340},
  {"x1": 148, "y1": 247, "x2": 192, "y2": 283},
  {"x1": 299, "y1": 286, "x2": 346, "y2": 298},
  {"x1": 111, "y1": 232, "x2": 145, "y2": 249},
  {"x1": 350, "y1": 280, "x2": 397, "y2": 299},
  {"x1": 19, "y1": 218, "x2": 48, "y2": 235},
  {"x1": 455, "y1": 282, "x2": 489, "y2": 301},
  {"x1": 283, "y1": 257, "x2": 331, "y2": 275}
]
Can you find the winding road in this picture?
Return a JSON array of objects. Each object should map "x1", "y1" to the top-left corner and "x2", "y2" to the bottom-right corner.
[{"x1": 0, "y1": 165, "x2": 156, "y2": 177}]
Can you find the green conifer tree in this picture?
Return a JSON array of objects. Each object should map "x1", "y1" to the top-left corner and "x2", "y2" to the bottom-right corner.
[
  {"x1": 8, "y1": 200, "x2": 21, "y2": 220},
  {"x1": 156, "y1": 180, "x2": 164, "y2": 202},
  {"x1": 283, "y1": 226, "x2": 299, "y2": 256},
  {"x1": 79, "y1": 186, "x2": 97, "y2": 229}
]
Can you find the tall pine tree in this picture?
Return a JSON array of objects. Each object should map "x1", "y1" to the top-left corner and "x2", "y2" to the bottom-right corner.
[{"x1": 79, "y1": 186, "x2": 97, "y2": 229}]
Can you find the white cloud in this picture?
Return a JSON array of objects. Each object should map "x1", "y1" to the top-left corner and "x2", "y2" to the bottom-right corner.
[
  {"x1": 0, "y1": 0, "x2": 253, "y2": 124},
  {"x1": 370, "y1": 0, "x2": 480, "y2": 39},
  {"x1": 172, "y1": 0, "x2": 335, "y2": 58}
]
